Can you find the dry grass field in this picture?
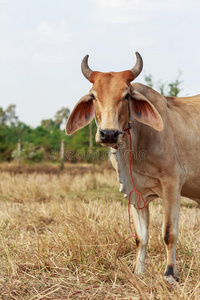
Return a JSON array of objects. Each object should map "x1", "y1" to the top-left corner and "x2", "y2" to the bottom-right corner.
[{"x1": 0, "y1": 162, "x2": 200, "y2": 299}]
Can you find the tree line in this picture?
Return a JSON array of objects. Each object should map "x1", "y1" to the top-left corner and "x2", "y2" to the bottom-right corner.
[
  {"x1": 0, "y1": 105, "x2": 106, "y2": 163},
  {"x1": 0, "y1": 74, "x2": 182, "y2": 163}
]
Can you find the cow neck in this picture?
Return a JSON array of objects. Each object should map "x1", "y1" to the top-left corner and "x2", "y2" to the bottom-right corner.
[
  {"x1": 94, "y1": 113, "x2": 146, "y2": 261},
  {"x1": 116, "y1": 118, "x2": 146, "y2": 262}
]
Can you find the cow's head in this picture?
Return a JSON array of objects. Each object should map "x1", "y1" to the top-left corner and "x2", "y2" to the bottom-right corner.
[{"x1": 66, "y1": 52, "x2": 163, "y2": 146}]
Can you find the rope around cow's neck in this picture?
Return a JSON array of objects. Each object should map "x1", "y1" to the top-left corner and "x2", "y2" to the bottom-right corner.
[
  {"x1": 94, "y1": 114, "x2": 146, "y2": 260},
  {"x1": 116, "y1": 126, "x2": 146, "y2": 261},
  {"x1": 94, "y1": 113, "x2": 145, "y2": 209}
]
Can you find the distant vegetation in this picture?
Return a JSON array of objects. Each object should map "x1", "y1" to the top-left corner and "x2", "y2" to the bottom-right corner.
[
  {"x1": 0, "y1": 74, "x2": 182, "y2": 163},
  {"x1": 0, "y1": 105, "x2": 105, "y2": 163},
  {"x1": 144, "y1": 71, "x2": 183, "y2": 97}
]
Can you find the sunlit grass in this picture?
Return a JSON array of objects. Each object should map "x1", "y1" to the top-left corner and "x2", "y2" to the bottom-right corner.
[{"x1": 0, "y1": 163, "x2": 200, "y2": 299}]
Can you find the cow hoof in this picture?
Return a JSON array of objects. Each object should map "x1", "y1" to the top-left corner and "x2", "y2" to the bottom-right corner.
[
  {"x1": 134, "y1": 270, "x2": 145, "y2": 276},
  {"x1": 164, "y1": 275, "x2": 178, "y2": 284},
  {"x1": 134, "y1": 265, "x2": 145, "y2": 275}
]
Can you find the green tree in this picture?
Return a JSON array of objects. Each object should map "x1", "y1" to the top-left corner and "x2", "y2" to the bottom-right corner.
[
  {"x1": 144, "y1": 74, "x2": 153, "y2": 88},
  {"x1": 0, "y1": 105, "x2": 18, "y2": 126},
  {"x1": 168, "y1": 76, "x2": 183, "y2": 97},
  {"x1": 54, "y1": 107, "x2": 70, "y2": 129},
  {"x1": 12, "y1": 142, "x2": 44, "y2": 163},
  {"x1": 0, "y1": 107, "x2": 6, "y2": 124},
  {"x1": 41, "y1": 118, "x2": 58, "y2": 130},
  {"x1": 5, "y1": 104, "x2": 18, "y2": 126},
  {"x1": 144, "y1": 72, "x2": 183, "y2": 97}
]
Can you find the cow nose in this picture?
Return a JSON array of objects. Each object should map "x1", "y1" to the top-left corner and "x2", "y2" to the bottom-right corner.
[{"x1": 99, "y1": 129, "x2": 120, "y2": 144}]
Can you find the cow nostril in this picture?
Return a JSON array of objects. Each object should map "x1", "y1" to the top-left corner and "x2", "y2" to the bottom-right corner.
[
  {"x1": 99, "y1": 129, "x2": 120, "y2": 143},
  {"x1": 113, "y1": 131, "x2": 119, "y2": 140},
  {"x1": 100, "y1": 130, "x2": 106, "y2": 139}
]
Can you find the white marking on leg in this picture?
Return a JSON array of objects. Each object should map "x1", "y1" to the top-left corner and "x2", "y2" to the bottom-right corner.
[{"x1": 131, "y1": 205, "x2": 149, "y2": 274}]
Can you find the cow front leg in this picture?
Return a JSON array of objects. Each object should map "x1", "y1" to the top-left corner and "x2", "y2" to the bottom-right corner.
[
  {"x1": 162, "y1": 193, "x2": 181, "y2": 282},
  {"x1": 131, "y1": 204, "x2": 149, "y2": 274}
]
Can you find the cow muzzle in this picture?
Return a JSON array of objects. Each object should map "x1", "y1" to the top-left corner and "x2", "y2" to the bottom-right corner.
[{"x1": 99, "y1": 129, "x2": 120, "y2": 144}]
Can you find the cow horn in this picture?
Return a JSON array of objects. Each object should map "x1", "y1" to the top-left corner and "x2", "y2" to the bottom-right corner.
[
  {"x1": 130, "y1": 52, "x2": 143, "y2": 79},
  {"x1": 81, "y1": 55, "x2": 93, "y2": 80}
]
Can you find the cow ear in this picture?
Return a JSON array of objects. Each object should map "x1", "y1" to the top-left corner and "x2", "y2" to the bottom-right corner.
[
  {"x1": 130, "y1": 91, "x2": 163, "y2": 131},
  {"x1": 66, "y1": 94, "x2": 94, "y2": 135}
]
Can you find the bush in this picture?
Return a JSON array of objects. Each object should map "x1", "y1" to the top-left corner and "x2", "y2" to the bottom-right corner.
[{"x1": 12, "y1": 142, "x2": 44, "y2": 163}]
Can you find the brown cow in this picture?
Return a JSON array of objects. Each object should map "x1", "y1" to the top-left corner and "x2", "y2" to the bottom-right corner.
[{"x1": 66, "y1": 52, "x2": 200, "y2": 282}]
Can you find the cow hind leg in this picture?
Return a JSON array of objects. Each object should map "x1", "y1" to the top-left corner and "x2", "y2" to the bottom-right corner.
[
  {"x1": 131, "y1": 205, "x2": 149, "y2": 274},
  {"x1": 162, "y1": 192, "x2": 181, "y2": 282}
]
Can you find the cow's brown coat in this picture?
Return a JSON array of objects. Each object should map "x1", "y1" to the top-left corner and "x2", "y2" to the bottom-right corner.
[{"x1": 66, "y1": 56, "x2": 200, "y2": 282}]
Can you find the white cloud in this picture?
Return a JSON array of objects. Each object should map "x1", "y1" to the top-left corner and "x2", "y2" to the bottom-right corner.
[
  {"x1": 90, "y1": 0, "x2": 200, "y2": 11},
  {"x1": 28, "y1": 20, "x2": 77, "y2": 63},
  {"x1": 129, "y1": 37, "x2": 154, "y2": 48},
  {"x1": 89, "y1": 0, "x2": 126, "y2": 8},
  {"x1": 89, "y1": 0, "x2": 200, "y2": 25},
  {"x1": 89, "y1": 1, "x2": 150, "y2": 25},
  {"x1": 0, "y1": 18, "x2": 76, "y2": 64},
  {"x1": 36, "y1": 20, "x2": 75, "y2": 45},
  {"x1": 98, "y1": 14, "x2": 145, "y2": 24}
]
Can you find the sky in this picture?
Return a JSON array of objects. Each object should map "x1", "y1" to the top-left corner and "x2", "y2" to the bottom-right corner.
[{"x1": 0, "y1": 0, "x2": 200, "y2": 127}]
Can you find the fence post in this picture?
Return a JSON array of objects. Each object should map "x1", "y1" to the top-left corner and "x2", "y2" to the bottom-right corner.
[
  {"x1": 17, "y1": 139, "x2": 21, "y2": 166},
  {"x1": 17, "y1": 139, "x2": 22, "y2": 167},
  {"x1": 89, "y1": 122, "x2": 93, "y2": 147},
  {"x1": 60, "y1": 139, "x2": 65, "y2": 170}
]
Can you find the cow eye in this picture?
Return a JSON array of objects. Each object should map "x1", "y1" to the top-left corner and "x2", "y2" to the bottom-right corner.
[
  {"x1": 124, "y1": 94, "x2": 131, "y2": 100},
  {"x1": 91, "y1": 94, "x2": 96, "y2": 100}
]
